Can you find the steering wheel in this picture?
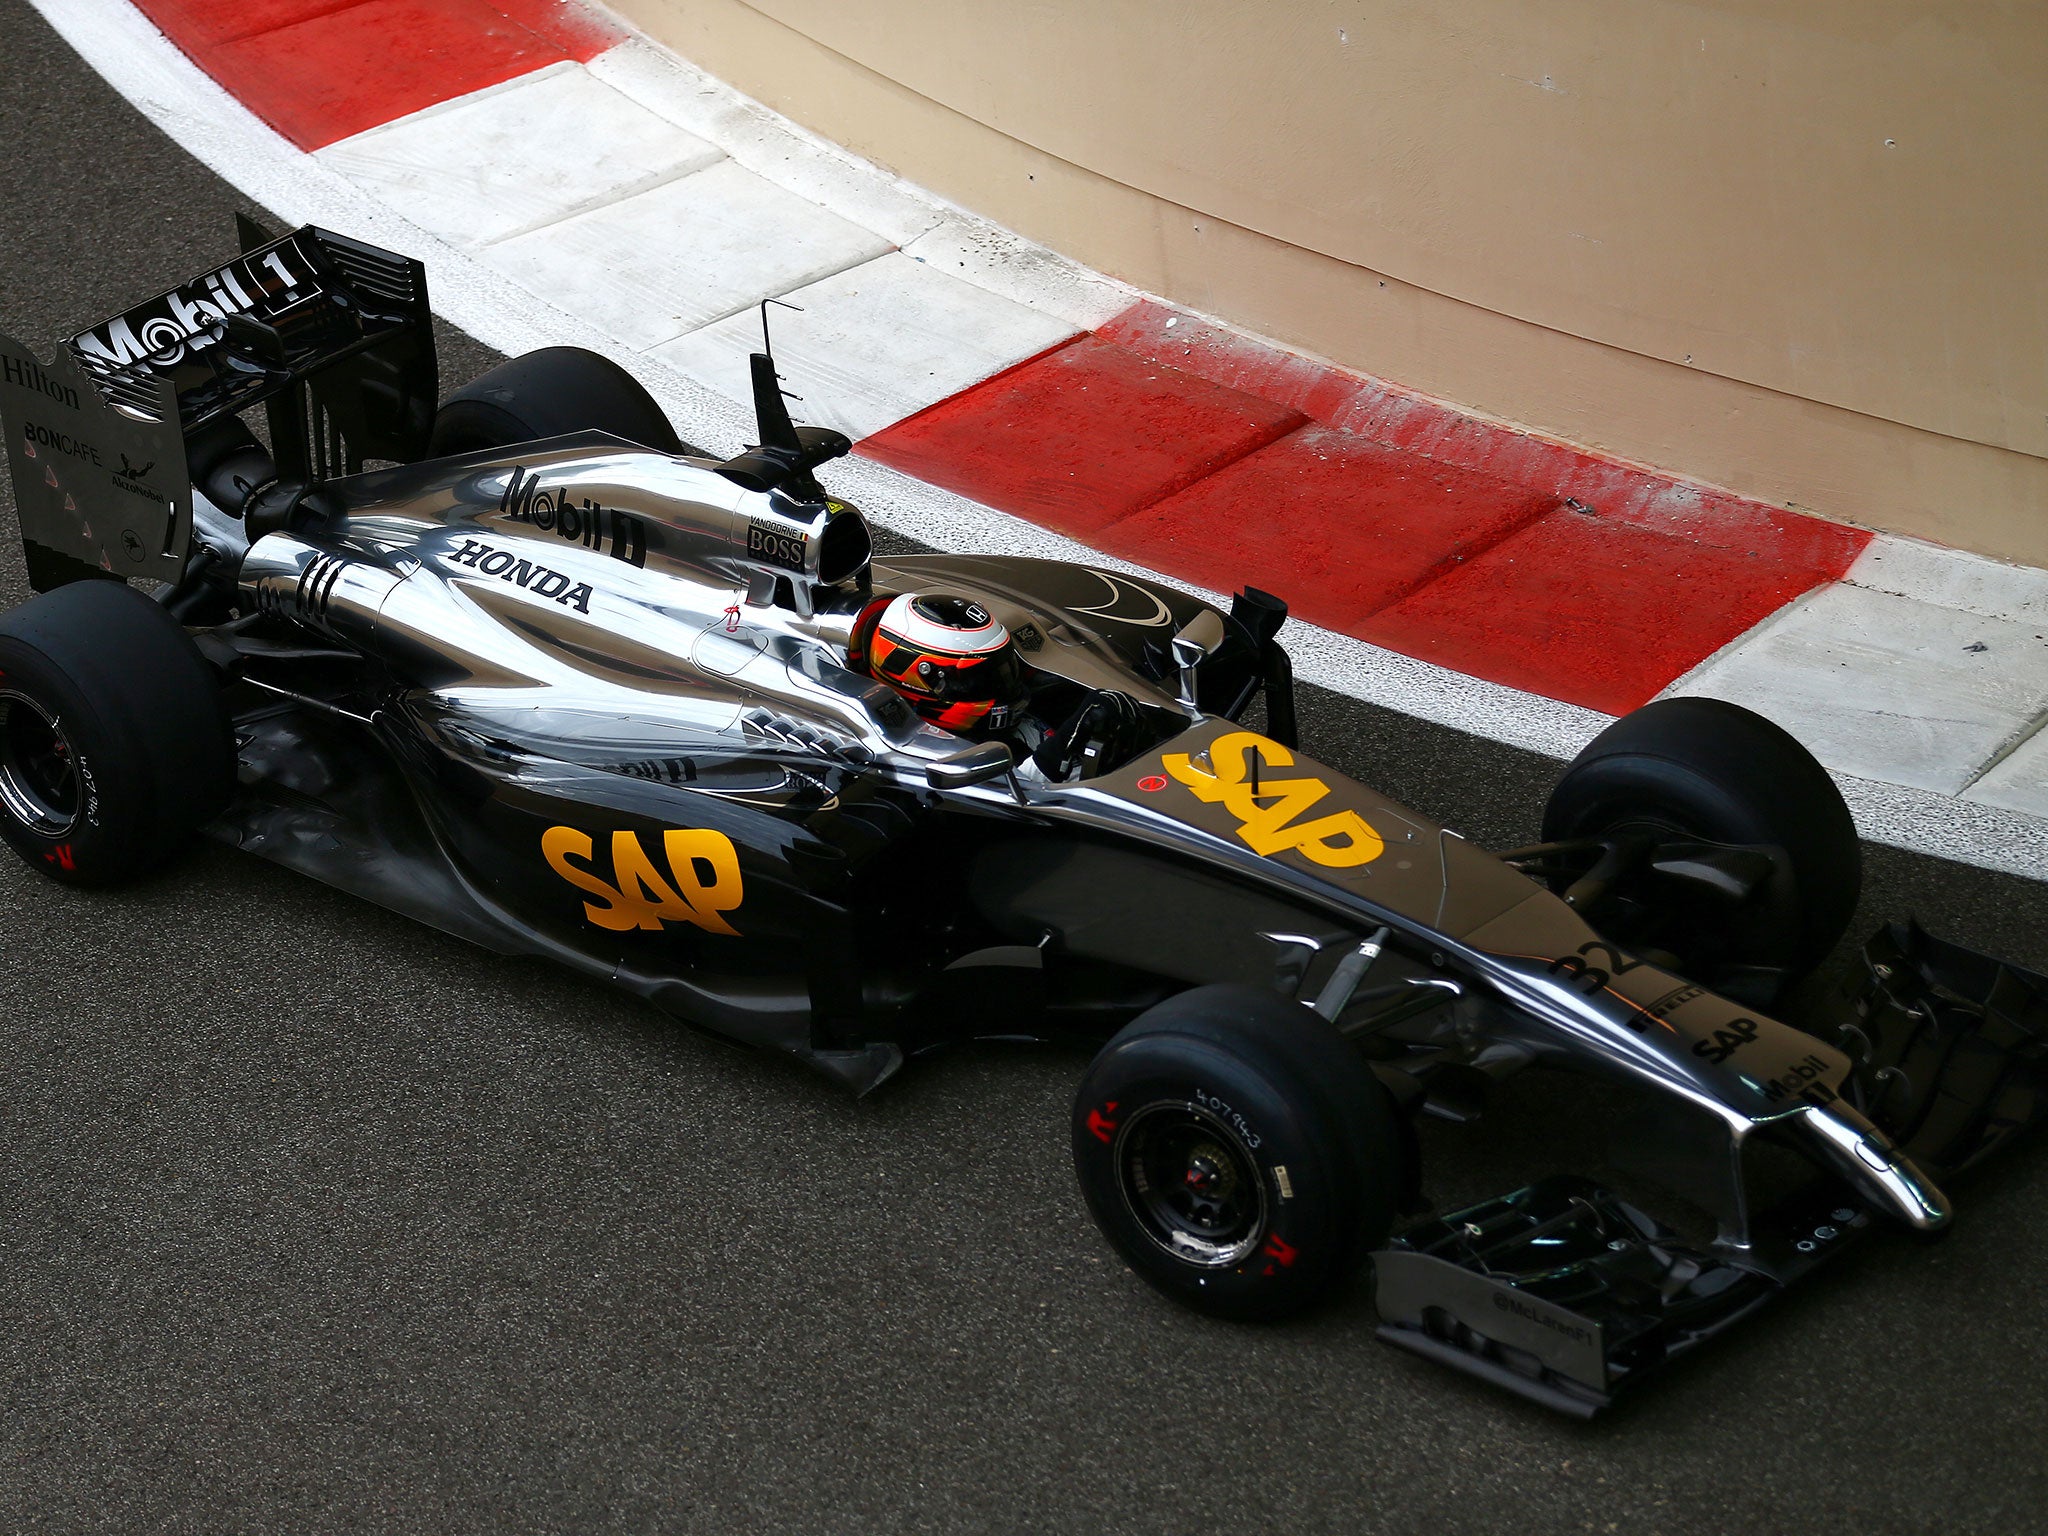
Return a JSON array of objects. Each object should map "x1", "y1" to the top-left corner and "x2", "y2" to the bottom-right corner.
[{"x1": 1035, "y1": 690, "x2": 1141, "y2": 782}]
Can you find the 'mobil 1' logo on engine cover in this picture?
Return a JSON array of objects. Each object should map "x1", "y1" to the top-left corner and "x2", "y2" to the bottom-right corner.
[
  {"x1": 499, "y1": 466, "x2": 647, "y2": 566},
  {"x1": 1160, "y1": 731, "x2": 1385, "y2": 869}
]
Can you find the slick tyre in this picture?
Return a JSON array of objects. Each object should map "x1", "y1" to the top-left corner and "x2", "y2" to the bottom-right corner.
[
  {"x1": 429, "y1": 346, "x2": 701, "y2": 458},
  {"x1": 0, "y1": 580, "x2": 234, "y2": 886},
  {"x1": 1542, "y1": 696, "x2": 1860, "y2": 983},
  {"x1": 1073, "y1": 985, "x2": 1404, "y2": 1323}
]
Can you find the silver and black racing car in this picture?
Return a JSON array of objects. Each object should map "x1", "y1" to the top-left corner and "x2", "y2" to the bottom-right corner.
[{"x1": 3, "y1": 223, "x2": 2043, "y2": 1416}]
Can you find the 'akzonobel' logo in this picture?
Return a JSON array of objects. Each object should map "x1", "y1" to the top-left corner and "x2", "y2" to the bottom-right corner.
[
  {"x1": 1161, "y1": 731, "x2": 1384, "y2": 869},
  {"x1": 543, "y1": 826, "x2": 743, "y2": 935}
]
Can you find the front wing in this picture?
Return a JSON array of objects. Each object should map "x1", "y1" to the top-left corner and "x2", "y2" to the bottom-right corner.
[{"x1": 1372, "y1": 921, "x2": 2048, "y2": 1415}]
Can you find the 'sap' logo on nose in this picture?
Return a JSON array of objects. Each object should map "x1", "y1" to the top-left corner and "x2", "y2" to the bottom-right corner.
[{"x1": 1160, "y1": 732, "x2": 1384, "y2": 869}]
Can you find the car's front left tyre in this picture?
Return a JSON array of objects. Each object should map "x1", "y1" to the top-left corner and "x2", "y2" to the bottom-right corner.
[
  {"x1": 1072, "y1": 984, "x2": 1405, "y2": 1322},
  {"x1": 0, "y1": 579, "x2": 235, "y2": 886}
]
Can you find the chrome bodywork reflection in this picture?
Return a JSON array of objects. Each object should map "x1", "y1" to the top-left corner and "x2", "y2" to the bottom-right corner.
[{"x1": 218, "y1": 431, "x2": 1949, "y2": 1234}]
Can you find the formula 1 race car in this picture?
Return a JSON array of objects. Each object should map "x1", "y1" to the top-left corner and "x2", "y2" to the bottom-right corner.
[{"x1": 3, "y1": 223, "x2": 2044, "y2": 1416}]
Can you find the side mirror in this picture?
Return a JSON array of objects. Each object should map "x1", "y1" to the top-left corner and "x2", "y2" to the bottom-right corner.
[
  {"x1": 926, "y1": 739, "x2": 1016, "y2": 791},
  {"x1": 1170, "y1": 610, "x2": 1227, "y2": 709}
]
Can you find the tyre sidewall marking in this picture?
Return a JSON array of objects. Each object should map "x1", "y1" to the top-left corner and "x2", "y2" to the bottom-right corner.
[
  {"x1": 0, "y1": 645, "x2": 133, "y2": 869},
  {"x1": 1075, "y1": 1040, "x2": 1348, "y2": 1298}
]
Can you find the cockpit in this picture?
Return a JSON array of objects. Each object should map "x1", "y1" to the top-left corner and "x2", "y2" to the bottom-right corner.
[{"x1": 831, "y1": 559, "x2": 1275, "y2": 788}]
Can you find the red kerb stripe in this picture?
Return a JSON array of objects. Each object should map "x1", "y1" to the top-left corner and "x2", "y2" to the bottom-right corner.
[
  {"x1": 864, "y1": 302, "x2": 1870, "y2": 713},
  {"x1": 132, "y1": 0, "x2": 622, "y2": 150}
]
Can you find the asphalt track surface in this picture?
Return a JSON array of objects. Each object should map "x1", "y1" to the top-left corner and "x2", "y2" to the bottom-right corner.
[{"x1": 4, "y1": 7, "x2": 2048, "y2": 1531}]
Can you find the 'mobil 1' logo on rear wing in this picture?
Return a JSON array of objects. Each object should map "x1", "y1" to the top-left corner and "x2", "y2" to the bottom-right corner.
[{"x1": 67, "y1": 233, "x2": 316, "y2": 395}]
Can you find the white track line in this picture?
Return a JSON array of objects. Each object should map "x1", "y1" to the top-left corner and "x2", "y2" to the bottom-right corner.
[{"x1": 28, "y1": 0, "x2": 2048, "y2": 879}]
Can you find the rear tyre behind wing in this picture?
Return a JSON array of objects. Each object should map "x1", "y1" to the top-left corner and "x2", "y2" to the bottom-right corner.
[
  {"x1": 0, "y1": 581, "x2": 233, "y2": 885},
  {"x1": 1072, "y1": 984, "x2": 1404, "y2": 1321},
  {"x1": 427, "y1": 346, "x2": 698, "y2": 458}
]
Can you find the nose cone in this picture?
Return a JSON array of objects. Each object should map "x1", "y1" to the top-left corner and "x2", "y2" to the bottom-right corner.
[{"x1": 1800, "y1": 1102, "x2": 1953, "y2": 1233}]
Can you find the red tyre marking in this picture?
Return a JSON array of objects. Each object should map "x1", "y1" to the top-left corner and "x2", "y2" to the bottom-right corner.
[
  {"x1": 44, "y1": 844, "x2": 74, "y2": 871},
  {"x1": 1086, "y1": 1100, "x2": 1120, "y2": 1144},
  {"x1": 1261, "y1": 1233, "x2": 1298, "y2": 1269}
]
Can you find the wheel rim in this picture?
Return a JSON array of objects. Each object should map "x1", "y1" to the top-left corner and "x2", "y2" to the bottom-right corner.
[
  {"x1": 1114, "y1": 1101, "x2": 1268, "y2": 1268},
  {"x1": 0, "y1": 691, "x2": 80, "y2": 837}
]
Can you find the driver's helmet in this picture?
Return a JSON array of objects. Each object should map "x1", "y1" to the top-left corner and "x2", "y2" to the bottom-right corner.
[{"x1": 858, "y1": 591, "x2": 1027, "y2": 734}]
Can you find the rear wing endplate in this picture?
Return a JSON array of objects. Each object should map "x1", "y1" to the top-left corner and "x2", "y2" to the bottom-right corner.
[{"x1": 0, "y1": 334, "x2": 189, "y2": 589}]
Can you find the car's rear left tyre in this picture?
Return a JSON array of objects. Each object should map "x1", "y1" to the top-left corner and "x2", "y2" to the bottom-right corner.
[
  {"x1": 1072, "y1": 984, "x2": 1404, "y2": 1322},
  {"x1": 428, "y1": 345, "x2": 701, "y2": 458},
  {"x1": 0, "y1": 580, "x2": 235, "y2": 886}
]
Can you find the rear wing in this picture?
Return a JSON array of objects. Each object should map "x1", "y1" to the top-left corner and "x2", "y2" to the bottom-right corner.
[{"x1": 0, "y1": 220, "x2": 437, "y2": 591}]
